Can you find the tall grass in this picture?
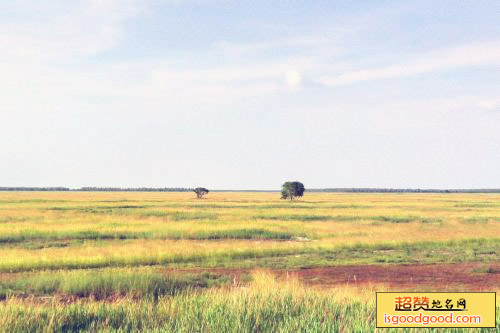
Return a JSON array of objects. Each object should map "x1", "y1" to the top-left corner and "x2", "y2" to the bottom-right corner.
[
  {"x1": 0, "y1": 270, "x2": 228, "y2": 300},
  {"x1": 0, "y1": 272, "x2": 497, "y2": 332}
]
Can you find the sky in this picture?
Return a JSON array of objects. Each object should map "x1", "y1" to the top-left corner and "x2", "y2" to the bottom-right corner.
[{"x1": 1, "y1": 0, "x2": 499, "y2": 189}]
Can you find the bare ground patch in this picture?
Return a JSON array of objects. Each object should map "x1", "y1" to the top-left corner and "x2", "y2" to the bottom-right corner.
[{"x1": 164, "y1": 262, "x2": 500, "y2": 291}]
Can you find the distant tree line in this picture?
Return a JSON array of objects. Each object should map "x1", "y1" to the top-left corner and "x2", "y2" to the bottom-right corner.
[
  {"x1": 308, "y1": 188, "x2": 500, "y2": 193},
  {"x1": 79, "y1": 187, "x2": 192, "y2": 192},
  {"x1": 0, "y1": 187, "x2": 70, "y2": 191},
  {"x1": 0, "y1": 187, "x2": 498, "y2": 193},
  {"x1": 0, "y1": 187, "x2": 191, "y2": 192}
]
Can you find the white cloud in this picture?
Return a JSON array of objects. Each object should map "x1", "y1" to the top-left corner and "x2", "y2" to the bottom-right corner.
[
  {"x1": 215, "y1": 36, "x2": 336, "y2": 56},
  {"x1": 0, "y1": 0, "x2": 142, "y2": 62},
  {"x1": 1, "y1": 1, "x2": 499, "y2": 116},
  {"x1": 318, "y1": 41, "x2": 500, "y2": 86}
]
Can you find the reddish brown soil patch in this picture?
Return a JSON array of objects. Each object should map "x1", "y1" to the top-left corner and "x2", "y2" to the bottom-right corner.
[
  {"x1": 165, "y1": 263, "x2": 500, "y2": 291},
  {"x1": 286, "y1": 263, "x2": 500, "y2": 291}
]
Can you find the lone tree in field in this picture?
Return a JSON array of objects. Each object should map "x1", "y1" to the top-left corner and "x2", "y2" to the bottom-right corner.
[
  {"x1": 193, "y1": 187, "x2": 209, "y2": 199},
  {"x1": 281, "y1": 181, "x2": 305, "y2": 200}
]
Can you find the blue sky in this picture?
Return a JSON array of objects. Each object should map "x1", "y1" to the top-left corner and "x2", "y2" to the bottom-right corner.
[{"x1": 1, "y1": 0, "x2": 499, "y2": 189}]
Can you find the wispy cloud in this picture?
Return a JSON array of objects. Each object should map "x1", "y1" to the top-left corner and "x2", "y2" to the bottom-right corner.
[
  {"x1": 215, "y1": 36, "x2": 337, "y2": 56},
  {"x1": 318, "y1": 41, "x2": 500, "y2": 86},
  {"x1": 0, "y1": 0, "x2": 142, "y2": 61},
  {"x1": 1, "y1": 1, "x2": 499, "y2": 111}
]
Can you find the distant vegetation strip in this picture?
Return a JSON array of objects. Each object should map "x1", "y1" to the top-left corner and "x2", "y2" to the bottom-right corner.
[
  {"x1": 0, "y1": 187, "x2": 192, "y2": 192},
  {"x1": 309, "y1": 188, "x2": 500, "y2": 193},
  {"x1": 1, "y1": 238, "x2": 496, "y2": 273},
  {"x1": 0, "y1": 229, "x2": 298, "y2": 243},
  {"x1": 254, "y1": 214, "x2": 443, "y2": 223},
  {"x1": 1, "y1": 187, "x2": 499, "y2": 193},
  {"x1": 43, "y1": 207, "x2": 221, "y2": 220}
]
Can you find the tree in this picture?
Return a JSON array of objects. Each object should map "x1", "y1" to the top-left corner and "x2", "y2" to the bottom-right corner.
[
  {"x1": 193, "y1": 187, "x2": 209, "y2": 199},
  {"x1": 281, "y1": 181, "x2": 305, "y2": 200}
]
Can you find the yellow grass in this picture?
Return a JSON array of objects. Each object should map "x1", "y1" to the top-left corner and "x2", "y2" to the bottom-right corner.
[{"x1": 0, "y1": 191, "x2": 498, "y2": 272}]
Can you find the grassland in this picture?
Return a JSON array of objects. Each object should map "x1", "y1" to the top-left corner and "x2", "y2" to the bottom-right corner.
[{"x1": 0, "y1": 192, "x2": 498, "y2": 331}]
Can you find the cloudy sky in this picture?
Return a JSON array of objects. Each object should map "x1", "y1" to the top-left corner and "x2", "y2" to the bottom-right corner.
[{"x1": 1, "y1": 0, "x2": 499, "y2": 189}]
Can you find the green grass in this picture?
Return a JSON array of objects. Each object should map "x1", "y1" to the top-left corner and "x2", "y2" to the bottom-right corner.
[
  {"x1": 0, "y1": 293, "x2": 372, "y2": 332},
  {"x1": 0, "y1": 270, "x2": 229, "y2": 300},
  {"x1": 0, "y1": 230, "x2": 149, "y2": 243},
  {"x1": 218, "y1": 238, "x2": 500, "y2": 269},
  {"x1": 183, "y1": 229, "x2": 297, "y2": 240},
  {"x1": 1, "y1": 238, "x2": 497, "y2": 273},
  {"x1": 253, "y1": 204, "x2": 372, "y2": 209},
  {"x1": 0, "y1": 199, "x2": 69, "y2": 204},
  {"x1": 0, "y1": 228, "x2": 298, "y2": 244},
  {"x1": 0, "y1": 286, "x2": 497, "y2": 332},
  {"x1": 454, "y1": 202, "x2": 500, "y2": 208},
  {"x1": 371, "y1": 215, "x2": 443, "y2": 224},
  {"x1": 255, "y1": 214, "x2": 334, "y2": 221},
  {"x1": 46, "y1": 205, "x2": 148, "y2": 211},
  {"x1": 19, "y1": 240, "x2": 75, "y2": 250},
  {"x1": 138, "y1": 210, "x2": 218, "y2": 220},
  {"x1": 460, "y1": 216, "x2": 500, "y2": 224},
  {"x1": 254, "y1": 214, "x2": 444, "y2": 223},
  {"x1": 0, "y1": 247, "x2": 314, "y2": 273},
  {"x1": 0, "y1": 216, "x2": 44, "y2": 223},
  {"x1": 44, "y1": 206, "x2": 222, "y2": 220},
  {"x1": 189, "y1": 204, "x2": 252, "y2": 209}
]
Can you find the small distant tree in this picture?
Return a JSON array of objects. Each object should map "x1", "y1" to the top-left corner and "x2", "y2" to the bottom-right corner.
[
  {"x1": 281, "y1": 181, "x2": 305, "y2": 200},
  {"x1": 193, "y1": 187, "x2": 209, "y2": 199}
]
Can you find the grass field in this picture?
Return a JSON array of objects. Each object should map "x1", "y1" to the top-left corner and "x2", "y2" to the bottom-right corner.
[{"x1": 0, "y1": 191, "x2": 498, "y2": 331}]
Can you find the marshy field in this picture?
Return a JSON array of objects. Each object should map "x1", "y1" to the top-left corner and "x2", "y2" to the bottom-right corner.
[{"x1": 0, "y1": 191, "x2": 498, "y2": 332}]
